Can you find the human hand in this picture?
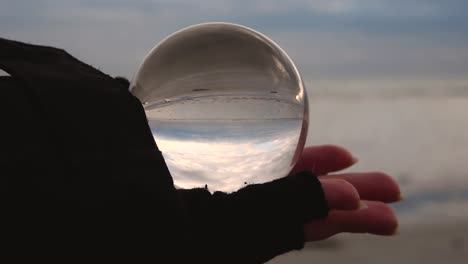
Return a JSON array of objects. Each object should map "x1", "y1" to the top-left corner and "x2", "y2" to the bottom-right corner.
[{"x1": 291, "y1": 145, "x2": 401, "y2": 241}]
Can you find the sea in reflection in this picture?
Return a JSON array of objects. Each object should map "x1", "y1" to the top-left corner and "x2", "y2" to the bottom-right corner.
[{"x1": 148, "y1": 118, "x2": 303, "y2": 192}]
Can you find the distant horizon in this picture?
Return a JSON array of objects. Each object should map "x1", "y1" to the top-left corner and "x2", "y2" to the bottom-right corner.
[{"x1": 2, "y1": 0, "x2": 468, "y2": 83}]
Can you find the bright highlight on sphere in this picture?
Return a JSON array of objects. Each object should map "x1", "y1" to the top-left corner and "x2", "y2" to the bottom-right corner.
[{"x1": 130, "y1": 22, "x2": 309, "y2": 192}]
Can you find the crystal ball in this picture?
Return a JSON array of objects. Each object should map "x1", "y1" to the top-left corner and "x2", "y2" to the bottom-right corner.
[{"x1": 130, "y1": 22, "x2": 309, "y2": 192}]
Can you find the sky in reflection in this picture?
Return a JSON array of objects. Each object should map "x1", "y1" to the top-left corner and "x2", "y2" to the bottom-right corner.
[{"x1": 149, "y1": 119, "x2": 303, "y2": 192}]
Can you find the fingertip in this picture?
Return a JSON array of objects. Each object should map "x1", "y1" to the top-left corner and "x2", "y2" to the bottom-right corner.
[
  {"x1": 319, "y1": 144, "x2": 355, "y2": 163},
  {"x1": 358, "y1": 201, "x2": 368, "y2": 210},
  {"x1": 304, "y1": 201, "x2": 401, "y2": 241},
  {"x1": 327, "y1": 172, "x2": 403, "y2": 203},
  {"x1": 299, "y1": 145, "x2": 356, "y2": 175},
  {"x1": 398, "y1": 193, "x2": 405, "y2": 202},
  {"x1": 372, "y1": 172, "x2": 402, "y2": 203},
  {"x1": 366, "y1": 201, "x2": 399, "y2": 236},
  {"x1": 321, "y1": 179, "x2": 361, "y2": 211}
]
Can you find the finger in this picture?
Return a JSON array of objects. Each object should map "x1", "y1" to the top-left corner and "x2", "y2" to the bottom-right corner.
[
  {"x1": 304, "y1": 201, "x2": 398, "y2": 241},
  {"x1": 291, "y1": 145, "x2": 357, "y2": 175},
  {"x1": 320, "y1": 172, "x2": 402, "y2": 203},
  {"x1": 320, "y1": 179, "x2": 361, "y2": 210}
]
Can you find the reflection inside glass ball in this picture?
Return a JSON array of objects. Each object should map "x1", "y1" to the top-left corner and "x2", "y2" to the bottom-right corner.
[{"x1": 130, "y1": 23, "x2": 308, "y2": 192}]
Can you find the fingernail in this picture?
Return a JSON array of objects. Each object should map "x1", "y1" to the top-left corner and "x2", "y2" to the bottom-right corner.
[
  {"x1": 351, "y1": 156, "x2": 359, "y2": 165},
  {"x1": 398, "y1": 193, "x2": 405, "y2": 201},
  {"x1": 358, "y1": 201, "x2": 368, "y2": 210}
]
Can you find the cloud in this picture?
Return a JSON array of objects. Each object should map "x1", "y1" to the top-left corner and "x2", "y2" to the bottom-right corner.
[{"x1": 150, "y1": 118, "x2": 303, "y2": 192}]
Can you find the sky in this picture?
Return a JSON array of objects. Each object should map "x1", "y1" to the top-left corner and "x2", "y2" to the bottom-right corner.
[{"x1": 1, "y1": 0, "x2": 468, "y2": 83}]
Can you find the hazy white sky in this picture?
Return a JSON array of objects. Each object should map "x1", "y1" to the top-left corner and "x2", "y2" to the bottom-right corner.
[{"x1": 1, "y1": 0, "x2": 467, "y2": 82}]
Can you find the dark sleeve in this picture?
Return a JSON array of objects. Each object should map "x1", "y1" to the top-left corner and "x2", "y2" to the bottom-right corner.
[
  {"x1": 0, "y1": 37, "x2": 328, "y2": 263},
  {"x1": 178, "y1": 171, "x2": 328, "y2": 263}
]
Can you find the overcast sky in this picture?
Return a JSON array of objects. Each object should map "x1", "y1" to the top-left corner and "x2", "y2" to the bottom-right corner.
[{"x1": 1, "y1": 0, "x2": 468, "y2": 83}]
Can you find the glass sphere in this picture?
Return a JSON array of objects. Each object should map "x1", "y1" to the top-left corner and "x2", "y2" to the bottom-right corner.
[{"x1": 130, "y1": 22, "x2": 308, "y2": 192}]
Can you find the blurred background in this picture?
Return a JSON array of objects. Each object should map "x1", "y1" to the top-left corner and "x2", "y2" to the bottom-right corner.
[{"x1": 2, "y1": 0, "x2": 467, "y2": 263}]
